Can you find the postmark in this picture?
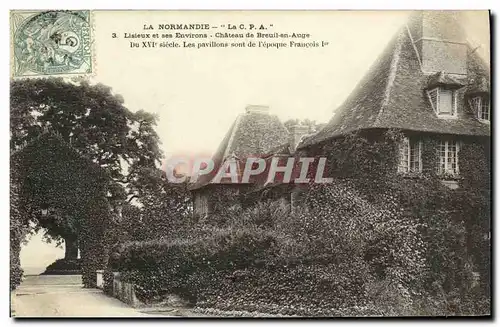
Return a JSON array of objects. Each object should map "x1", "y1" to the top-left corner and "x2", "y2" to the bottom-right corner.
[{"x1": 11, "y1": 10, "x2": 93, "y2": 77}]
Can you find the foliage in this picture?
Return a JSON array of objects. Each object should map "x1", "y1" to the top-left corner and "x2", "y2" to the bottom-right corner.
[
  {"x1": 110, "y1": 129, "x2": 490, "y2": 316},
  {"x1": 207, "y1": 199, "x2": 290, "y2": 230},
  {"x1": 121, "y1": 168, "x2": 193, "y2": 241},
  {"x1": 103, "y1": 268, "x2": 115, "y2": 295},
  {"x1": 42, "y1": 259, "x2": 82, "y2": 275},
  {"x1": 10, "y1": 77, "x2": 166, "y2": 288},
  {"x1": 10, "y1": 78, "x2": 162, "y2": 185},
  {"x1": 195, "y1": 262, "x2": 370, "y2": 316},
  {"x1": 115, "y1": 227, "x2": 278, "y2": 304},
  {"x1": 317, "y1": 130, "x2": 491, "y2": 314},
  {"x1": 105, "y1": 168, "x2": 194, "y2": 247},
  {"x1": 10, "y1": 265, "x2": 23, "y2": 292},
  {"x1": 111, "y1": 181, "x2": 389, "y2": 315},
  {"x1": 10, "y1": 77, "x2": 162, "y2": 247},
  {"x1": 11, "y1": 133, "x2": 111, "y2": 287},
  {"x1": 10, "y1": 152, "x2": 28, "y2": 291}
]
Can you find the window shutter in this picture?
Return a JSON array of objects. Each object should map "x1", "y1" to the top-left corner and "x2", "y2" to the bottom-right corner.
[
  {"x1": 452, "y1": 91, "x2": 457, "y2": 115},
  {"x1": 471, "y1": 96, "x2": 481, "y2": 118},
  {"x1": 427, "y1": 88, "x2": 439, "y2": 113}
]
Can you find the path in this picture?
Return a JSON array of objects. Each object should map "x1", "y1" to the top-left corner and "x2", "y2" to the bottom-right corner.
[{"x1": 11, "y1": 275, "x2": 168, "y2": 318}]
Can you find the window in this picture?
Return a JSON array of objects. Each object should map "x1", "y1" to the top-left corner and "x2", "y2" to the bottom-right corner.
[
  {"x1": 196, "y1": 194, "x2": 209, "y2": 216},
  {"x1": 470, "y1": 96, "x2": 490, "y2": 122},
  {"x1": 437, "y1": 140, "x2": 460, "y2": 176},
  {"x1": 427, "y1": 87, "x2": 457, "y2": 117},
  {"x1": 398, "y1": 137, "x2": 422, "y2": 173}
]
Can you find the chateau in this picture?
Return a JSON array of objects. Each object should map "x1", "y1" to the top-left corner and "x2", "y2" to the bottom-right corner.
[{"x1": 191, "y1": 11, "x2": 490, "y2": 217}]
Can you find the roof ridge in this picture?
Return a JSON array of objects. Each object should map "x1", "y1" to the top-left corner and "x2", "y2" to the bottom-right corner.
[
  {"x1": 221, "y1": 113, "x2": 243, "y2": 161},
  {"x1": 377, "y1": 29, "x2": 404, "y2": 122},
  {"x1": 404, "y1": 23, "x2": 424, "y2": 72},
  {"x1": 205, "y1": 113, "x2": 244, "y2": 186}
]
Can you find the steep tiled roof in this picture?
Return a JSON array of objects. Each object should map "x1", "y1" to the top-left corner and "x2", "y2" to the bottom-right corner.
[
  {"x1": 300, "y1": 24, "x2": 490, "y2": 149},
  {"x1": 189, "y1": 110, "x2": 289, "y2": 190}
]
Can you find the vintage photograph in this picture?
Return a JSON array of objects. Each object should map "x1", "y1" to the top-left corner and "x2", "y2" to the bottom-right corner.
[{"x1": 9, "y1": 10, "x2": 491, "y2": 317}]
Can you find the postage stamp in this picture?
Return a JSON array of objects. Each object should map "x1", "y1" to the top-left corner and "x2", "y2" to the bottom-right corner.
[{"x1": 10, "y1": 10, "x2": 93, "y2": 77}]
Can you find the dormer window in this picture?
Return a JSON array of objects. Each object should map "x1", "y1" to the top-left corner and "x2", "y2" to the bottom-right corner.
[
  {"x1": 470, "y1": 95, "x2": 490, "y2": 123},
  {"x1": 427, "y1": 87, "x2": 457, "y2": 118}
]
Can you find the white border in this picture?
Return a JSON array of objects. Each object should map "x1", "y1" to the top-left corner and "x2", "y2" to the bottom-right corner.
[{"x1": 2, "y1": 1, "x2": 497, "y2": 326}]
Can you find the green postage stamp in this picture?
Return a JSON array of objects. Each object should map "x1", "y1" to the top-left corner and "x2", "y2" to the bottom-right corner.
[{"x1": 11, "y1": 10, "x2": 93, "y2": 77}]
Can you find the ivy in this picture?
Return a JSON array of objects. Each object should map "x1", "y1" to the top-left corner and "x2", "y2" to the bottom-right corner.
[
  {"x1": 315, "y1": 130, "x2": 490, "y2": 313},
  {"x1": 110, "y1": 129, "x2": 489, "y2": 316},
  {"x1": 11, "y1": 133, "x2": 112, "y2": 288}
]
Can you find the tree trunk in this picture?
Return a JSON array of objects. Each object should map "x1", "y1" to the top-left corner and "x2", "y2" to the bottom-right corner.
[{"x1": 64, "y1": 236, "x2": 79, "y2": 260}]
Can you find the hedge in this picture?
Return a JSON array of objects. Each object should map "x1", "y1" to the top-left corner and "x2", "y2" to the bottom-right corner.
[
  {"x1": 42, "y1": 258, "x2": 82, "y2": 275},
  {"x1": 195, "y1": 261, "x2": 371, "y2": 316},
  {"x1": 114, "y1": 230, "x2": 372, "y2": 315},
  {"x1": 110, "y1": 130, "x2": 491, "y2": 316},
  {"x1": 113, "y1": 227, "x2": 279, "y2": 304},
  {"x1": 111, "y1": 181, "x2": 385, "y2": 314}
]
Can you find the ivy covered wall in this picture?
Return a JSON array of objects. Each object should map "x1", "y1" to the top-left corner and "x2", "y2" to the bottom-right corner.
[
  {"x1": 193, "y1": 184, "x2": 249, "y2": 218},
  {"x1": 301, "y1": 129, "x2": 491, "y2": 310},
  {"x1": 307, "y1": 129, "x2": 490, "y2": 192}
]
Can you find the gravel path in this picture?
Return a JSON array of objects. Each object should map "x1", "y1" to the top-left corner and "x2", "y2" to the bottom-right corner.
[{"x1": 11, "y1": 275, "x2": 168, "y2": 318}]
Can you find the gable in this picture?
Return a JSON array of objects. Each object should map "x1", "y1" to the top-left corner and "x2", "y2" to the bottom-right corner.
[{"x1": 189, "y1": 111, "x2": 289, "y2": 190}]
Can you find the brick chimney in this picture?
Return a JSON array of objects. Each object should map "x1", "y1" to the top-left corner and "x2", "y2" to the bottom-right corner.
[
  {"x1": 245, "y1": 105, "x2": 270, "y2": 114},
  {"x1": 288, "y1": 125, "x2": 309, "y2": 153},
  {"x1": 408, "y1": 10, "x2": 468, "y2": 75}
]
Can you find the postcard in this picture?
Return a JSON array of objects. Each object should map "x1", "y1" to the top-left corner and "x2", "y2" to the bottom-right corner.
[{"x1": 10, "y1": 10, "x2": 491, "y2": 318}]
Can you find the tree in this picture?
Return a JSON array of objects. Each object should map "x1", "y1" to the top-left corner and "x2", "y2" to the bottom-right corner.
[
  {"x1": 121, "y1": 167, "x2": 193, "y2": 241},
  {"x1": 10, "y1": 78, "x2": 163, "y2": 258}
]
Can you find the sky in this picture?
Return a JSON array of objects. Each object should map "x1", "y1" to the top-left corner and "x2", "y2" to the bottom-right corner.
[
  {"x1": 19, "y1": 10, "x2": 490, "y2": 271},
  {"x1": 95, "y1": 10, "x2": 410, "y2": 159},
  {"x1": 90, "y1": 11, "x2": 489, "y2": 159}
]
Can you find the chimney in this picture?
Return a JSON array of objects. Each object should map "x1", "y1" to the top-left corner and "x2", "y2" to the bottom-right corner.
[
  {"x1": 245, "y1": 105, "x2": 270, "y2": 114},
  {"x1": 408, "y1": 10, "x2": 468, "y2": 75},
  {"x1": 288, "y1": 125, "x2": 309, "y2": 153}
]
